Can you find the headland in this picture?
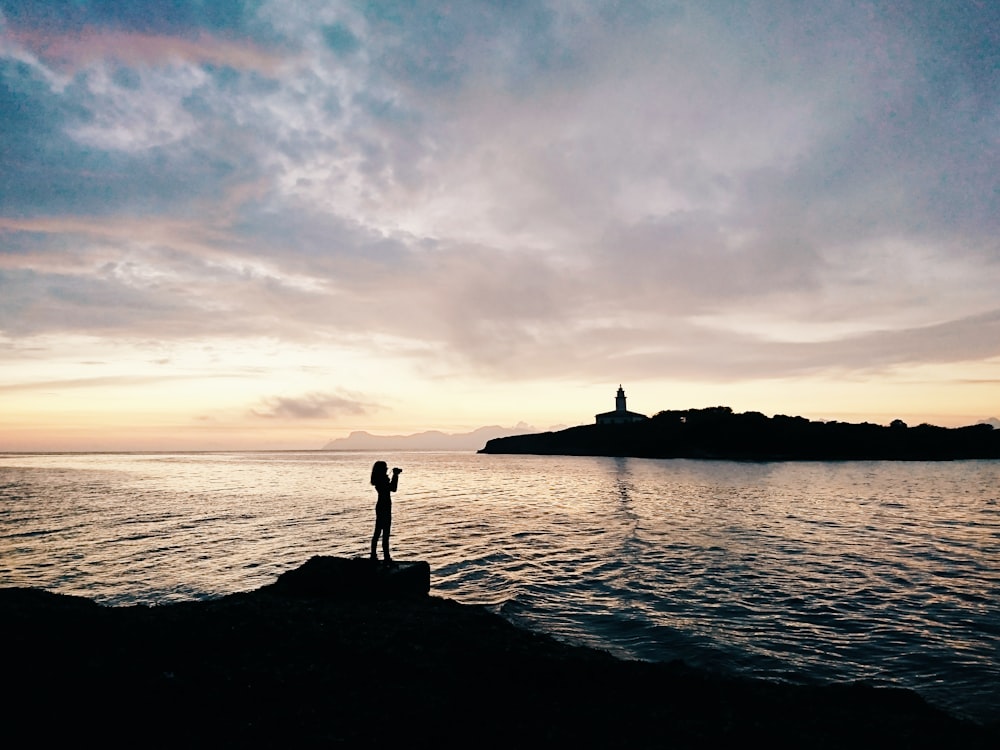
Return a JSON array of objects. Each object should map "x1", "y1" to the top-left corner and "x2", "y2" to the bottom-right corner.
[{"x1": 479, "y1": 407, "x2": 1000, "y2": 460}]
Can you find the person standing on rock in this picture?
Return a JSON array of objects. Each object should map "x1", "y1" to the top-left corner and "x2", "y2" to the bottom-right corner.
[{"x1": 370, "y1": 461, "x2": 401, "y2": 564}]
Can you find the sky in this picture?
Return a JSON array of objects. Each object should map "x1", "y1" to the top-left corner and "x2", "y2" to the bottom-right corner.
[{"x1": 1, "y1": 1, "x2": 998, "y2": 452}]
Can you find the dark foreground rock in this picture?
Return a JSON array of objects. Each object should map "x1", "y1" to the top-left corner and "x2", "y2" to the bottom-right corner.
[
  {"x1": 3, "y1": 558, "x2": 997, "y2": 748},
  {"x1": 267, "y1": 555, "x2": 431, "y2": 598}
]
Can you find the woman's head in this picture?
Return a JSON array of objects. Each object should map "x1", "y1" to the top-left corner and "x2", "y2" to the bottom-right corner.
[{"x1": 371, "y1": 460, "x2": 387, "y2": 485}]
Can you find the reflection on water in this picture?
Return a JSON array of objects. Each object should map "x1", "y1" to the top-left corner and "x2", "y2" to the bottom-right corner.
[{"x1": 1, "y1": 451, "x2": 998, "y2": 724}]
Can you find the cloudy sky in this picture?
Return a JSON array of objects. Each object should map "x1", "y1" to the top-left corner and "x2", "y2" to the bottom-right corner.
[{"x1": 1, "y1": 1, "x2": 998, "y2": 451}]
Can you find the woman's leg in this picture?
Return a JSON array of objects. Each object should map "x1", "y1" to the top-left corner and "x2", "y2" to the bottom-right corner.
[{"x1": 381, "y1": 516, "x2": 392, "y2": 561}]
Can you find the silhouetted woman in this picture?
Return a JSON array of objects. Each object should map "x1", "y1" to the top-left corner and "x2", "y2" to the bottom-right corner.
[{"x1": 370, "y1": 460, "x2": 401, "y2": 564}]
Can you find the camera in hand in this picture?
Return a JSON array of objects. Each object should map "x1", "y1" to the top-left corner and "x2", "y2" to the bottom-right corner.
[{"x1": 392, "y1": 467, "x2": 402, "y2": 474}]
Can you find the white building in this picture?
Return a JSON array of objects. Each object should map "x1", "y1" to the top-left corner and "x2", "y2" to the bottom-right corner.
[{"x1": 595, "y1": 385, "x2": 648, "y2": 425}]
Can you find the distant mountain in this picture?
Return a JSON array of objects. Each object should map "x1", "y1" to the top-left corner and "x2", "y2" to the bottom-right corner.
[{"x1": 322, "y1": 424, "x2": 536, "y2": 452}]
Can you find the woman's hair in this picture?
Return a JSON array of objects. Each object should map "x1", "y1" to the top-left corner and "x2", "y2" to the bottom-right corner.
[{"x1": 370, "y1": 460, "x2": 387, "y2": 485}]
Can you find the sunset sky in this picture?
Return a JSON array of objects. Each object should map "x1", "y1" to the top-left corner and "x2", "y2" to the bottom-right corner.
[{"x1": 2, "y1": 1, "x2": 998, "y2": 451}]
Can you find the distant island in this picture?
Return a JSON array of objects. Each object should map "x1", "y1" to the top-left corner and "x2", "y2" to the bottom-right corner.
[
  {"x1": 323, "y1": 424, "x2": 536, "y2": 451},
  {"x1": 479, "y1": 406, "x2": 1000, "y2": 461}
]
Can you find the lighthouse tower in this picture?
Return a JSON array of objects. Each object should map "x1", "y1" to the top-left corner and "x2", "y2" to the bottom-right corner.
[{"x1": 595, "y1": 385, "x2": 648, "y2": 425}]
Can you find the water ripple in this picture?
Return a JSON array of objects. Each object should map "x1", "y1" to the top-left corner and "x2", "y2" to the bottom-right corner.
[{"x1": 1, "y1": 452, "x2": 998, "y2": 724}]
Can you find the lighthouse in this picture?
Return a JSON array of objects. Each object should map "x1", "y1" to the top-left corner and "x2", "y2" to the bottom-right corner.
[{"x1": 595, "y1": 385, "x2": 648, "y2": 425}]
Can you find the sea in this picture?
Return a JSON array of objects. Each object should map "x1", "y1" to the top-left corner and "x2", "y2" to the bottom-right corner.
[{"x1": 1, "y1": 450, "x2": 997, "y2": 725}]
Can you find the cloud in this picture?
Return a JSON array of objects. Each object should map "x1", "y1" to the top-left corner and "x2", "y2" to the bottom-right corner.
[
  {"x1": 0, "y1": 373, "x2": 204, "y2": 392},
  {"x1": 9, "y1": 27, "x2": 283, "y2": 73},
  {"x1": 2, "y1": 0, "x2": 261, "y2": 39},
  {"x1": 251, "y1": 391, "x2": 375, "y2": 420},
  {"x1": 1, "y1": 0, "x2": 998, "y2": 395}
]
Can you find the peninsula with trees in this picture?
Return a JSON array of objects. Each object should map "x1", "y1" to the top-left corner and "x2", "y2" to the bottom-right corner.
[{"x1": 479, "y1": 406, "x2": 1000, "y2": 461}]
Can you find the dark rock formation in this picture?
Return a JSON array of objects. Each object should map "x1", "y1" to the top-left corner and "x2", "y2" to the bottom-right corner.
[
  {"x1": 480, "y1": 406, "x2": 1000, "y2": 460},
  {"x1": 264, "y1": 555, "x2": 430, "y2": 598},
  {"x1": 3, "y1": 558, "x2": 997, "y2": 747}
]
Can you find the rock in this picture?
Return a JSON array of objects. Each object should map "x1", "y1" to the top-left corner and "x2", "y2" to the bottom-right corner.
[
  {"x1": 2, "y1": 575, "x2": 997, "y2": 746},
  {"x1": 263, "y1": 555, "x2": 430, "y2": 599}
]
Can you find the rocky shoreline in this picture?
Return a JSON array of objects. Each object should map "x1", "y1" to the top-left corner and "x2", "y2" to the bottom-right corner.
[{"x1": 5, "y1": 557, "x2": 997, "y2": 747}]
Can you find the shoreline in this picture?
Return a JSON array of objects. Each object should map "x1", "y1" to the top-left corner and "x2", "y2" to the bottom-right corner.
[{"x1": 4, "y1": 560, "x2": 998, "y2": 747}]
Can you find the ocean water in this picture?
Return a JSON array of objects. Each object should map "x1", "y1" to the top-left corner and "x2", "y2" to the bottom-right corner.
[{"x1": 1, "y1": 450, "x2": 998, "y2": 724}]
